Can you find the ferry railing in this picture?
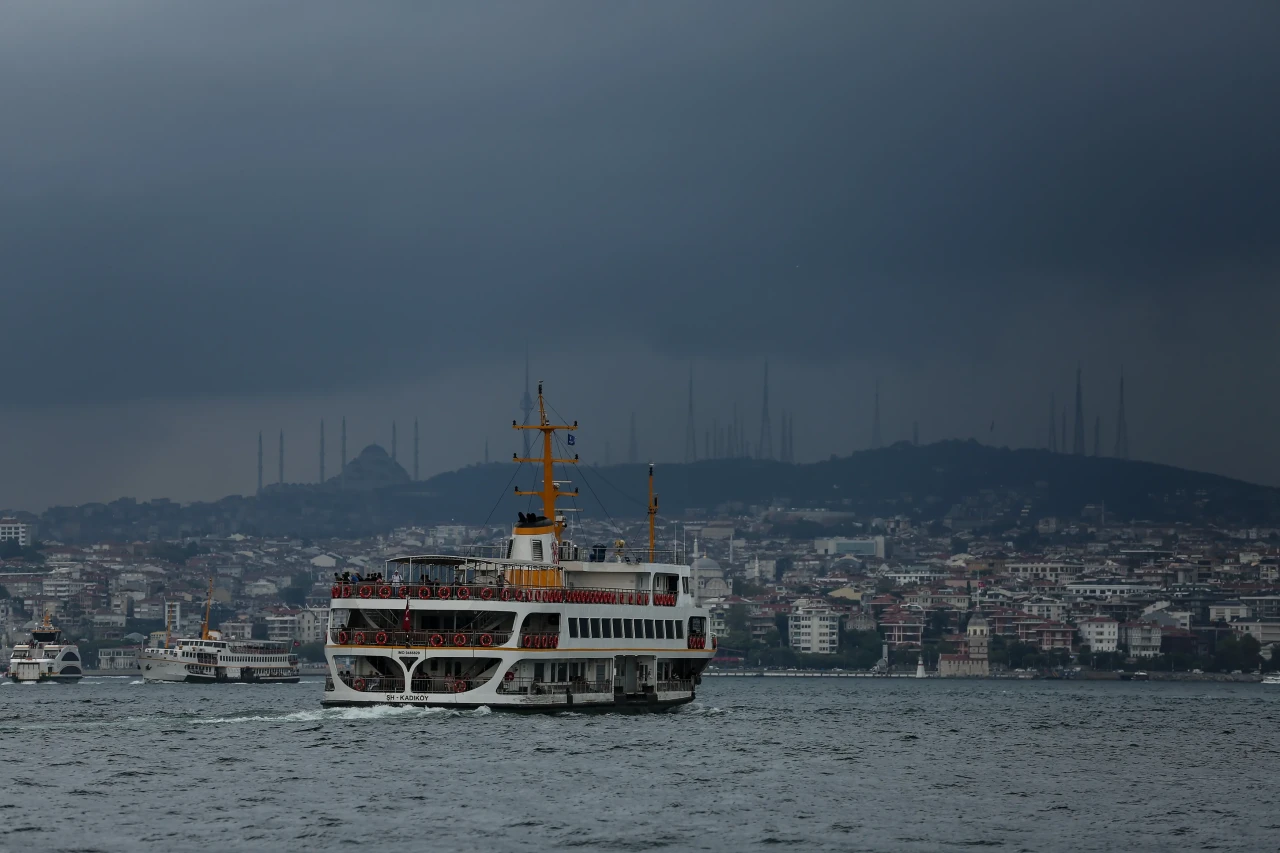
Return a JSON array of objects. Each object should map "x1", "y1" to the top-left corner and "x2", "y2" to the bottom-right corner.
[
  {"x1": 330, "y1": 629, "x2": 515, "y2": 649},
  {"x1": 334, "y1": 673, "x2": 406, "y2": 693},
  {"x1": 332, "y1": 582, "x2": 663, "y2": 607},
  {"x1": 496, "y1": 676, "x2": 612, "y2": 695},
  {"x1": 407, "y1": 676, "x2": 495, "y2": 694}
]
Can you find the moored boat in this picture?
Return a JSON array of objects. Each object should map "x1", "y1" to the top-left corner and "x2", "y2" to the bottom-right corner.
[{"x1": 322, "y1": 383, "x2": 716, "y2": 711}]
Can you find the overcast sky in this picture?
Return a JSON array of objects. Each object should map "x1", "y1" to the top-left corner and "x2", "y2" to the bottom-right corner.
[{"x1": 2, "y1": 3, "x2": 1278, "y2": 511}]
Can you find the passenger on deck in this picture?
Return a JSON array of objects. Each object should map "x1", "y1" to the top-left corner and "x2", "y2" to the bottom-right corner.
[{"x1": 391, "y1": 569, "x2": 403, "y2": 590}]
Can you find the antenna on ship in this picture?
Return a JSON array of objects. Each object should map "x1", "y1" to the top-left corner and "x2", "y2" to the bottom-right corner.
[
  {"x1": 512, "y1": 381, "x2": 579, "y2": 539},
  {"x1": 200, "y1": 577, "x2": 214, "y2": 641},
  {"x1": 648, "y1": 463, "x2": 659, "y2": 561}
]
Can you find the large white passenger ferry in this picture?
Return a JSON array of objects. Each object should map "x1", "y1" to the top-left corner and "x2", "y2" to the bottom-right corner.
[
  {"x1": 7, "y1": 614, "x2": 83, "y2": 684},
  {"x1": 139, "y1": 581, "x2": 301, "y2": 684},
  {"x1": 323, "y1": 383, "x2": 716, "y2": 711}
]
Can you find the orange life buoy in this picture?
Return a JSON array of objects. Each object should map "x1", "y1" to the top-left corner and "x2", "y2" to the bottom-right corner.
[
  {"x1": 479, "y1": 633, "x2": 493, "y2": 647},
  {"x1": 375, "y1": 631, "x2": 389, "y2": 645},
  {"x1": 352, "y1": 677, "x2": 366, "y2": 692},
  {"x1": 438, "y1": 586, "x2": 451, "y2": 600},
  {"x1": 522, "y1": 634, "x2": 532, "y2": 648},
  {"x1": 337, "y1": 630, "x2": 349, "y2": 644},
  {"x1": 342, "y1": 585, "x2": 352, "y2": 598},
  {"x1": 399, "y1": 586, "x2": 412, "y2": 598},
  {"x1": 452, "y1": 633, "x2": 467, "y2": 647},
  {"x1": 480, "y1": 587, "x2": 493, "y2": 601},
  {"x1": 551, "y1": 634, "x2": 559, "y2": 648},
  {"x1": 429, "y1": 634, "x2": 444, "y2": 647},
  {"x1": 452, "y1": 680, "x2": 468, "y2": 693},
  {"x1": 359, "y1": 586, "x2": 372, "y2": 599},
  {"x1": 378, "y1": 585, "x2": 392, "y2": 599},
  {"x1": 500, "y1": 588, "x2": 512, "y2": 601},
  {"x1": 457, "y1": 586, "x2": 472, "y2": 600},
  {"x1": 418, "y1": 586, "x2": 431, "y2": 599},
  {"x1": 517, "y1": 589, "x2": 528, "y2": 602},
  {"x1": 331, "y1": 585, "x2": 340, "y2": 597},
  {"x1": 353, "y1": 631, "x2": 366, "y2": 645}
]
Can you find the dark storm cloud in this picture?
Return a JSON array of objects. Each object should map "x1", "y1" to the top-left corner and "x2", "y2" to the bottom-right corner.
[{"x1": 2, "y1": 2, "x2": 1277, "y2": 405}]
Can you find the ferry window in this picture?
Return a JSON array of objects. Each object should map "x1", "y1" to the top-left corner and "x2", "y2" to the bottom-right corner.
[
  {"x1": 623, "y1": 619, "x2": 633, "y2": 639},
  {"x1": 633, "y1": 618, "x2": 643, "y2": 638},
  {"x1": 612, "y1": 618, "x2": 623, "y2": 637},
  {"x1": 602, "y1": 619, "x2": 612, "y2": 639},
  {"x1": 590, "y1": 618, "x2": 601, "y2": 639},
  {"x1": 655, "y1": 621, "x2": 665, "y2": 639},
  {"x1": 674, "y1": 621, "x2": 684, "y2": 639},
  {"x1": 578, "y1": 618, "x2": 589, "y2": 637},
  {"x1": 665, "y1": 620, "x2": 675, "y2": 638},
  {"x1": 569, "y1": 620, "x2": 579, "y2": 639},
  {"x1": 557, "y1": 662, "x2": 568, "y2": 682},
  {"x1": 644, "y1": 620, "x2": 655, "y2": 640},
  {"x1": 534, "y1": 662, "x2": 545, "y2": 682}
]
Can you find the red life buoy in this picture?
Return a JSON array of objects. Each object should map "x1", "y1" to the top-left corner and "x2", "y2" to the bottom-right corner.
[
  {"x1": 517, "y1": 589, "x2": 528, "y2": 602},
  {"x1": 504, "y1": 671, "x2": 515, "y2": 682},
  {"x1": 398, "y1": 586, "x2": 411, "y2": 598},
  {"x1": 353, "y1": 631, "x2": 366, "y2": 645},
  {"x1": 480, "y1": 587, "x2": 493, "y2": 601},
  {"x1": 378, "y1": 585, "x2": 392, "y2": 599},
  {"x1": 452, "y1": 633, "x2": 467, "y2": 647},
  {"x1": 522, "y1": 635, "x2": 532, "y2": 648},
  {"x1": 500, "y1": 588, "x2": 512, "y2": 602},
  {"x1": 337, "y1": 630, "x2": 349, "y2": 644},
  {"x1": 331, "y1": 585, "x2": 340, "y2": 597},
  {"x1": 452, "y1": 680, "x2": 468, "y2": 693},
  {"x1": 418, "y1": 586, "x2": 431, "y2": 599},
  {"x1": 479, "y1": 633, "x2": 493, "y2": 647},
  {"x1": 375, "y1": 631, "x2": 389, "y2": 646},
  {"x1": 352, "y1": 677, "x2": 366, "y2": 692},
  {"x1": 712, "y1": 637, "x2": 717, "y2": 649},
  {"x1": 342, "y1": 585, "x2": 352, "y2": 598},
  {"x1": 429, "y1": 634, "x2": 443, "y2": 647},
  {"x1": 551, "y1": 634, "x2": 559, "y2": 649},
  {"x1": 359, "y1": 586, "x2": 372, "y2": 599},
  {"x1": 438, "y1": 586, "x2": 451, "y2": 600},
  {"x1": 457, "y1": 586, "x2": 471, "y2": 601}
]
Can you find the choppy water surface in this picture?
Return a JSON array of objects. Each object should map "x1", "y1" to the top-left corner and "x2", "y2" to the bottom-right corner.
[{"x1": 4, "y1": 677, "x2": 1279, "y2": 852}]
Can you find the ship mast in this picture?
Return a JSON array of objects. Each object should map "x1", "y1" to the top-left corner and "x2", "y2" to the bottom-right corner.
[
  {"x1": 648, "y1": 463, "x2": 658, "y2": 561},
  {"x1": 513, "y1": 382, "x2": 579, "y2": 539},
  {"x1": 200, "y1": 577, "x2": 214, "y2": 641}
]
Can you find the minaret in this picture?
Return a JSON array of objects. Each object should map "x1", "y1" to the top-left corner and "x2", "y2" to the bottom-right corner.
[
  {"x1": 340, "y1": 416, "x2": 347, "y2": 489},
  {"x1": 1093, "y1": 415, "x2": 1101, "y2": 457},
  {"x1": 1072, "y1": 367, "x2": 1086, "y2": 456},
  {"x1": 683, "y1": 367, "x2": 697, "y2": 463},
  {"x1": 391, "y1": 421, "x2": 397, "y2": 462},
  {"x1": 871, "y1": 380, "x2": 882, "y2": 450},
  {"x1": 413, "y1": 418, "x2": 419, "y2": 481},
  {"x1": 1114, "y1": 371, "x2": 1130, "y2": 460},
  {"x1": 278, "y1": 430, "x2": 284, "y2": 485},
  {"x1": 257, "y1": 431, "x2": 263, "y2": 495},
  {"x1": 1049, "y1": 395, "x2": 1057, "y2": 452},
  {"x1": 319, "y1": 419, "x2": 325, "y2": 483},
  {"x1": 758, "y1": 361, "x2": 773, "y2": 460},
  {"x1": 520, "y1": 347, "x2": 534, "y2": 458},
  {"x1": 628, "y1": 411, "x2": 638, "y2": 464}
]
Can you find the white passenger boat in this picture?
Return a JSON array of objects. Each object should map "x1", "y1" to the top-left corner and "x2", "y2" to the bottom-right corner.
[
  {"x1": 1263, "y1": 673, "x2": 1280, "y2": 685},
  {"x1": 139, "y1": 580, "x2": 300, "y2": 684},
  {"x1": 6, "y1": 614, "x2": 83, "y2": 683},
  {"x1": 322, "y1": 383, "x2": 717, "y2": 711}
]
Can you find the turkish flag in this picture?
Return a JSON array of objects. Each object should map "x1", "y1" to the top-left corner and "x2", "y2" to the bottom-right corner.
[{"x1": 402, "y1": 601, "x2": 412, "y2": 632}]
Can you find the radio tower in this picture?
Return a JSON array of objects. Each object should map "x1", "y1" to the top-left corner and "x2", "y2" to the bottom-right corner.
[
  {"x1": 1072, "y1": 367, "x2": 1086, "y2": 456},
  {"x1": 1114, "y1": 371, "x2": 1130, "y2": 459},
  {"x1": 758, "y1": 361, "x2": 773, "y2": 460},
  {"x1": 871, "y1": 380, "x2": 883, "y2": 449},
  {"x1": 278, "y1": 430, "x2": 284, "y2": 485},
  {"x1": 319, "y1": 420, "x2": 325, "y2": 483},
  {"x1": 520, "y1": 347, "x2": 534, "y2": 458},
  {"x1": 684, "y1": 367, "x2": 697, "y2": 463},
  {"x1": 413, "y1": 418, "x2": 419, "y2": 481},
  {"x1": 257, "y1": 431, "x2": 263, "y2": 495},
  {"x1": 628, "y1": 411, "x2": 638, "y2": 464},
  {"x1": 1049, "y1": 395, "x2": 1057, "y2": 452}
]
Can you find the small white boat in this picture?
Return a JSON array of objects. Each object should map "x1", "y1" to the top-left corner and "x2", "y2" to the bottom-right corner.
[
  {"x1": 1262, "y1": 673, "x2": 1280, "y2": 685},
  {"x1": 7, "y1": 614, "x2": 83, "y2": 684}
]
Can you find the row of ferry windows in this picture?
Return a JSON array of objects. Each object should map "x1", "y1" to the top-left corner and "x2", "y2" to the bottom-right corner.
[
  {"x1": 182, "y1": 651, "x2": 282, "y2": 662},
  {"x1": 568, "y1": 617, "x2": 683, "y2": 641}
]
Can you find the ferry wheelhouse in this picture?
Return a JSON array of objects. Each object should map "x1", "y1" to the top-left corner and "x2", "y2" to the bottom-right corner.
[
  {"x1": 139, "y1": 580, "x2": 300, "y2": 684},
  {"x1": 7, "y1": 614, "x2": 83, "y2": 684},
  {"x1": 323, "y1": 384, "x2": 716, "y2": 711}
]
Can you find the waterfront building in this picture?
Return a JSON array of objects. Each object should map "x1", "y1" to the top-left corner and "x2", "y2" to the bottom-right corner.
[
  {"x1": 1119, "y1": 621, "x2": 1162, "y2": 658},
  {"x1": 939, "y1": 611, "x2": 990, "y2": 677},
  {"x1": 1076, "y1": 616, "x2": 1119, "y2": 652},
  {"x1": 787, "y1": 598, "x2": 841, "y2": 655}
]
